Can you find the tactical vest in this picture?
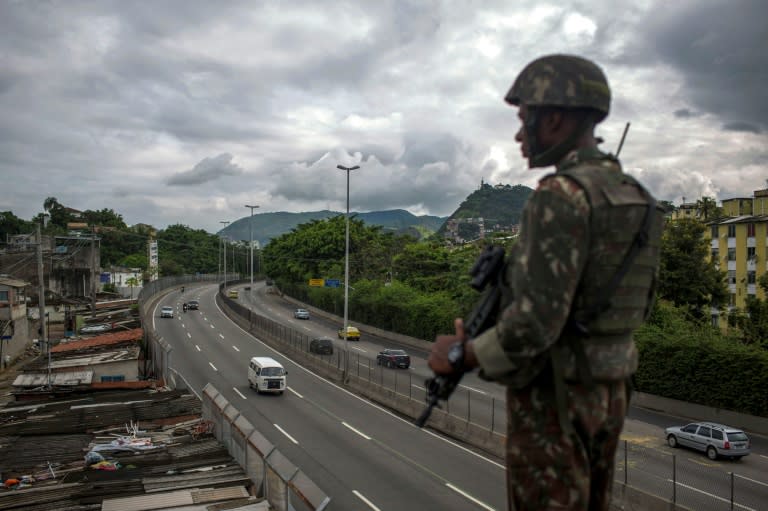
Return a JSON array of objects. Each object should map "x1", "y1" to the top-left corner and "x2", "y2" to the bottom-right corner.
[{"x1": 554, "y1": 156, "x2": 664, "y2": 382}]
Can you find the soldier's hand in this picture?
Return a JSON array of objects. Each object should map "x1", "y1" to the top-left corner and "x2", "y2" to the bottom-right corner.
[{"x1": 428, "y1": 318, "x2": 468, "y2": 375}]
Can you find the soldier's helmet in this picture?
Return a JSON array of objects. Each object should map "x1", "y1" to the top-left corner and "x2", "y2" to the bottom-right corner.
[{"x1": 505, "y1": 54, "x2": 611, "y2": 122}]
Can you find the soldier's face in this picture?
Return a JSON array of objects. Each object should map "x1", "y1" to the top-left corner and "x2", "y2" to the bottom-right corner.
[{"x1": 515, "y1": 105, "x2": 533, "y2": 164}]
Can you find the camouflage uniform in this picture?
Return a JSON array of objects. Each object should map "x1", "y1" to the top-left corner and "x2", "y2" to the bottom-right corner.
[{"x1": 471, "y1": 55, "x2": 664, "y2": 511}]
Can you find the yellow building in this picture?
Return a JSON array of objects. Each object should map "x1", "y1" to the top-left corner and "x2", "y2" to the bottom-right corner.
[{"x1": 706, "y1": 187, "x2": 768, "y2": 316}]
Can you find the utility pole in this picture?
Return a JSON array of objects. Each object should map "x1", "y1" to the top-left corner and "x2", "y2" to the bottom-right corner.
[
  {"x1": 36, "y1": 224, "x2": 51, "y2": 387},
  {"x1": 337, "y1": 164, "x2": 360, "y2": 382},
  {"x1": 220, "y1": 221, "x2": 230, "y2": 289},
  {"x1": 90, "y1": 226, "x2": 96, "y2": 315}
]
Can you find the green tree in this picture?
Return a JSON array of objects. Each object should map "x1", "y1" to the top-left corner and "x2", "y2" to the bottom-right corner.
[
  {"x1": 0, "y1": 211, "x2": 34, "y2": 243},
  {"x1": 658, "y1": 218, "x2": 728, "y2": 316},
  {"x1": 695, "y1": 196, "x2": 723, "y2": 221},
  {"x1": 126, "y1": 276, "x2": 140, "y2": 299}
]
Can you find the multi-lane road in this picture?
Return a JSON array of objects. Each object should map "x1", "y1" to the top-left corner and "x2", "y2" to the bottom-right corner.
[{"x1": 153, "y1": 281, "x2": 768, "y2": 511}]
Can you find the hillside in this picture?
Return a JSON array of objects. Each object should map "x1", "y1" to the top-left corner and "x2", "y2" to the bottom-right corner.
[
  {"x1": 435, "y1": 183, "x2": 533, "y2": 240},
  {"x1": 220, "y1": 209, "x2": 447, "y2": 246}
]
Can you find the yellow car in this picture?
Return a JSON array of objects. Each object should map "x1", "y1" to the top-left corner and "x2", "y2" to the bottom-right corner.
[
  {"x1": 228, "y1": 289, "x2": 239, "y2": 299},
  {"x1": 338, "y1": 326, "x2": 360, "y2": 340}
]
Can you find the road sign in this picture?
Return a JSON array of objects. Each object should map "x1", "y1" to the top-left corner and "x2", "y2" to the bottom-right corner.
[
  {"x1": 324, "y1": 279, "x2": 340, "y2": 288},
  {"x1": 309, "y1": 278, "x2": 324, "y2": 287}
]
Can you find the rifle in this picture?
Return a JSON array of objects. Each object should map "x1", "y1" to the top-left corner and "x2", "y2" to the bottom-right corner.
[{"x1": 415, "y1": 245, "x2": 506, "y2": 428}]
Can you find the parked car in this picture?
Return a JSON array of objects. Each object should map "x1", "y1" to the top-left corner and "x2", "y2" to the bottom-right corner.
[
  {"x1": 294, "y1": 308, "x2": 310, "y2": 320},
  {"x1": 187, "y1": 300, "x2": 199, "y2": 310},
  {"x1": 80, "y1": 323, "x2": 112, "y2": 334},
  {"x1": 376, "y1": 349, "x2": 411, "y2": 369},
  {"x1": 665, "y1": 422, "x2": 750, "y2": 460},
  {"x1": 337, "y1": 326, "x2": 360, "y2": 340},
  {"x1": 309, "y1": 337, "x2": 334, "y2": 355},
  {"x1": 160, "y1": 306, "x2": 174, "y2": 318}
]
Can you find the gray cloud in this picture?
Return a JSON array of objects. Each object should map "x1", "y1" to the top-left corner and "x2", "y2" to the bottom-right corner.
[
  {"x1": 722, "y1": 122, "x2": 761, "y2": 134},
  {"x1": 167, "y1": 154, "x2": 244, "y2": 186},
  {"x1": 644, "y1": 0, "x2": 768, "y2": 130},
  {"x1": 0, "y1": 1, "x2": 766, "y2": 233},
  {"x1": 674, "y1": 109, "x2": 699, "y2": 119}
]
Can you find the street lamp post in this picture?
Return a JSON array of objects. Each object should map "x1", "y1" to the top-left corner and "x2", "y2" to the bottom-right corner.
[
  {"x1": 244, "y1": 205, "x2": 259, "y2": 297},
  {"x1": 337, "y1": 164, "x2": 359, "y2": 382},
  {"x1": 220, "y1": 221, "x2": 230, "y2": 291}
]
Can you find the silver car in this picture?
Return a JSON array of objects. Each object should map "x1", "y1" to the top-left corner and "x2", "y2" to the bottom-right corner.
[
  {"x1": 293, "y1": 308, "x2": 310, "y2": 320},
  {"x1": 665, "y1": 422, "x2": 750, "y2": 460}
]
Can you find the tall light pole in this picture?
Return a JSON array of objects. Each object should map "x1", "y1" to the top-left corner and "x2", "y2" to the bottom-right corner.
[
  {"x1": 337, "y1": 164, "x2": 359, "y2": 382},
  {"x1": 220, "y1": 221, "x2": 230, "y2": 290},
  {"x1": 245, "y1": 205, "x2": 259, "y2": 296}
]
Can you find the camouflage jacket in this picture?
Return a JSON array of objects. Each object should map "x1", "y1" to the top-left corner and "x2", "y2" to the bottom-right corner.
[{"x1": 472, "y1": 147, "x2": 664, "y2": 386}]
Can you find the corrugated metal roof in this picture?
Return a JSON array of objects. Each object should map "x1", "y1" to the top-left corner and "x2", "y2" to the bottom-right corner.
[
  {"x1": 12, "y1": 370, "x2": 93, "y2": 387},
  {"x1": 0, "y1": 276, "x2": 29, "y2": 288},
  {"x1": 102, "y1": 489, "x2": 194, "y2": 511},
  {"x1": 52, "y1": 328, "x2": 143, "y2": 352}
]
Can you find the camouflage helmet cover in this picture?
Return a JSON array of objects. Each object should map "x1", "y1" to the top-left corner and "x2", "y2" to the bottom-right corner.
[{"x1": 505, "y1": 54, "x2": 611, "y2": 120}]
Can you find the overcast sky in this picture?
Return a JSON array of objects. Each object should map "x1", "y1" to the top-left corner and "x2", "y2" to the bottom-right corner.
[{"x1": 1, "y1": 0, "x2": 766, "y2": 234}]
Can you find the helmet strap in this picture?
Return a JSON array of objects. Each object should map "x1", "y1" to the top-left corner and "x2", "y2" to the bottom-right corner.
[{"x1": 529, "y1": 111, "x2": 594, "y2": 168}]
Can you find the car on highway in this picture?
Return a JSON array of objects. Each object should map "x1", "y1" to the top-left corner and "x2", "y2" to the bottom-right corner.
[
  {"x1": 665, "y1": 422, "x2": 750, "y2": 460},
  {"x1": 228, "y1": 289, "x2": 239, "y2": 299},
  {"x1": 187, "y1": 300, "x2": 199, "y2": 310},
  {"x1": 160, "y1": 306, "x2": 174, "y2": 318},
  {"x1": 338, "y1": 326, "x2": 360, "y2": 340},
  {"x1": 80, "y1": 323, "x2": 112, "y2": 334},
  {"x1": 309, "y1": 337, "x2": 334, "y2": 355},
  {"x1": 376, "y1": 349, "x2": 411, "y2": 369},
  {"x1": 294, "y1": 308, "x2": 310, "y2": 320}
]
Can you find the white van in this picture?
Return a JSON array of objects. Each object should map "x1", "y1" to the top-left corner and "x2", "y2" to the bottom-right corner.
[{"x1": 248, "y1": 357, "x2": 287, "y2": 394}]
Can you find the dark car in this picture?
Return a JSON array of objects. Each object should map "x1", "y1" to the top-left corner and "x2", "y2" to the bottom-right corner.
[
  {"x1": 310, "y1": 337, "x2": 334, "y2": 355},
  {"x1": 376, "y1": 349, "x2": 410, "y2": 369},
  {"x1": 187, "y1": 300, "x2": 199, "y2": 310}
]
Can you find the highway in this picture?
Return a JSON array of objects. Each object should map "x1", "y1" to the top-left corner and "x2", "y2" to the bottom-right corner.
[
  {"x1": 154, "y1": 281, "x2": 768, "y2": 511},
  {"x1": 153, "y1": 283, "x2": 506, "y2": 511}
]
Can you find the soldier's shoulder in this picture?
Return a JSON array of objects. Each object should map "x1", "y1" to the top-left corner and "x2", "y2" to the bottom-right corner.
[{"x1": 536, "y1": 174, "x2": 590, "y2": 216}]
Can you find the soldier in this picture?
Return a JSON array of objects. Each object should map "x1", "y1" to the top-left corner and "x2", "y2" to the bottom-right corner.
[{"x1": 428, "y1": 54, "x2": 664, "y2": 511}]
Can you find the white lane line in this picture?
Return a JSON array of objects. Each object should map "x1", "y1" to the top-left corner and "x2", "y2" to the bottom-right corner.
[
  {"x1": 219, "y1": 333, "x2": 225, "y2": 339},
  {"x1": 734, "y1": 473, "x2": 768, "y2": 487},
  {"x1": 352, "y1": 490, "x2": 381, "y2": 511},
  {"x1": 187, "y1": 332, "x2": 191, "y2": 339},
  {"x1": 446, "y1": 483, "x2": 495, "y2": 511},
  {"x1": 668, "y1": 480, "x2": 756, "y2": 511},
  {"x1": 274, "y1": 424, "x2": 299, "y2": 444},
  {"x1": 350, "y1": 346, "x2": 367, "y2": 353},
  {"x1": 303, "y1": 326, "x2": 311, "y2": 331},
  {"x1": 288, "y1": 387, "x2": 303, "y2": 398},
  {"x1": 342, "y1": 422, "x2": 371, "y2": 440},
  {"x1": 210, "y1": 324, "x2": 215, "y2": 329},
  {"x1": 233, "y1": 388, "x2": 247, "y2": 400},
  {"x1": 181, "y1": 323, "x2": 185, "y2": 328},
  {"x1": 459, "y1": 385, "x2": 487, "y2": 395},
  {"x1": 209, "y1": 362, "x2": 218, "y2": 371},
  {"x1": 412, "y1": 384, "x2": 424, "y2": 390},
  {"x1": 232, "y1": 345, "x2": 240, "y2": 352},
  {"x1": 195, "y1": 345, "x2": 201, "y2": 352},
  {"x1": 760, "y1": 454, "x2": 768, "y2": 460}
]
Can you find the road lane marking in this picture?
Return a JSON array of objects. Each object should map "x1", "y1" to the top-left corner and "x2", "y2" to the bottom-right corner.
[
  {"x1": 210, "y1": 324, "x2": 215, "y2": 329},
  {"x1": 303, "y1": 326, "x2": 311, "y2": 331},
  {"x1": 274, "y1": 424, "x2": 298, "y2": 444},
  {"x1": 446, "y1": 483, "x2": 495, "y2": 511},
  {"x1": 181, "y1": 323, "x2": 185, "y2": 328},
  {"x1": 209, "y1": 362, "x2": 217, "y2": 371},
  {"x1": 187, "y1": 332, "x2": 191, "y2": 339},
  {"x1": 288, "y1": 387, "x2": 303, "y2": 398},
  {"x1": 233, "y1": 388, "x2": 247, "y2": 400},
  {"x1": 219, "y1": 333, "x2": 225, "y2": 339},
  {"x1": 195, "y1": 345, "x2": 201, "y2": 351},
  {"x1": 668, "y1": 480, "x2": 756, "y2": 511},
  {"x1": 734, "y1": 473, "x2": 768, "y2": 487},
  {"x1": 352, "y1": 491, "x2": 381, "y2": 511},
  {"x1": 350, "y1": 346, "x2": 366, "y2": 353},
  {"x1": 342, "y1": 422, "x2": 371, "y2": 440},
  {"x1": 459, "y1": 385, "x2": 487, "y2": 395},
  {"x1": 412, "y1": 384, "x2": 424, "y2": 390},
  {"x1": 232, "y1": 345, "x2": 240, "y2": 352}
]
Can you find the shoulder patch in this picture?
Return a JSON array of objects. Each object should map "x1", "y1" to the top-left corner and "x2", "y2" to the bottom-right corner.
[{"x1": 537, "y1": 175, "x2": 590, "y2": 215}]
